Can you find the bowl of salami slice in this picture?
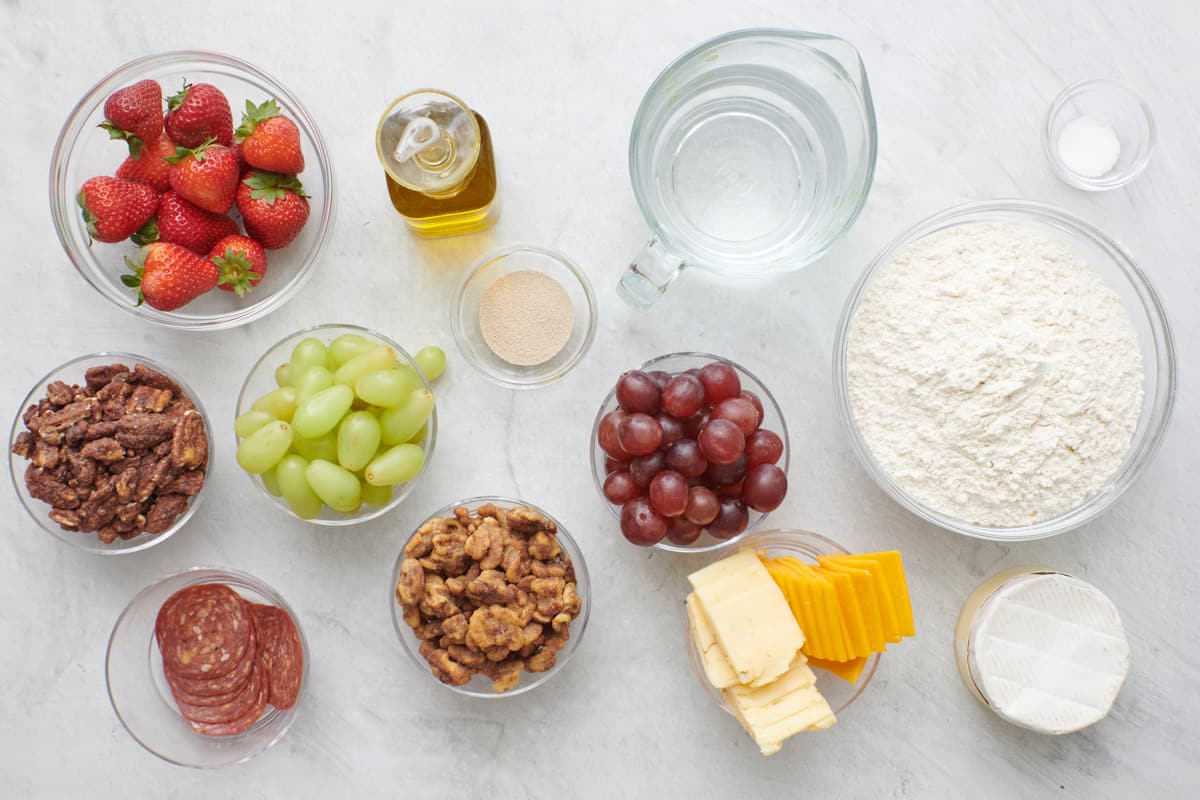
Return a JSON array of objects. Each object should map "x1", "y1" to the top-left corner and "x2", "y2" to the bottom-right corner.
[{"x1": 106, "y1": 566, "x2": 307, "y2": 767}]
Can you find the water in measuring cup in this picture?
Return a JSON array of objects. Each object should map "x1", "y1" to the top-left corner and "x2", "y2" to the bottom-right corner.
[{"x1": 645, "y1": 64, "x2": 851, "y2": 273}]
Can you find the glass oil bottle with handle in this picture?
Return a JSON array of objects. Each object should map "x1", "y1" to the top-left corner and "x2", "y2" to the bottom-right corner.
[{"x1": 375, "y1": 89, "x2": 499, "y2": 237}]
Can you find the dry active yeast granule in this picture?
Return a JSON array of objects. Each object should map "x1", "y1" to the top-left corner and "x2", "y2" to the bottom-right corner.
[
  {"x1": 479, "y1": 269, "x2": 574, "y2": 366},
  {"x1": 846, "y1": 222, "x2": 1144, "y2": 527}
]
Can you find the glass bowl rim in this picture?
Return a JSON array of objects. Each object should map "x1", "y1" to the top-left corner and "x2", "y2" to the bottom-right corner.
[
  {"x1": 1041, "y1": 78, "x2": 1156, "y2": 191},
  {"x1": 589, "y1": 351, "x2": 792, "y2": 554},
  {"x1": 9, "y1": 350, "x2": 213, "y2": 555},
  {"x1": 389, "y1": 494, "x2": 592, "y2": 698},
  {"x1": 832, "y1": 199, "x2": 1176, "y2": 541}
]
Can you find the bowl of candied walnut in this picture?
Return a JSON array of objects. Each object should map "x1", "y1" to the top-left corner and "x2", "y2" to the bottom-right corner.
[
  {"x1": 390, "y1": 497, "x2": 591, "y2": 697},
  {"x1": 9, "y1": 353, "x2": 211, "y2": 554}
]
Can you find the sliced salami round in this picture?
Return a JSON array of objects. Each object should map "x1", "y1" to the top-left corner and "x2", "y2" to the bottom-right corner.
[
  {"x1": 250, "y1": 603, "x2": 304, "y2": 710},
  {"x1": 164, "y1": 622, "x2": 257, "y2": 700},
  {"x1": 156, "y1": 584, "x2": 254, "y2": 680},
  {"x1": 174, "y1": 656, "x2": 263, "y2": 725},
  {"x1": 183, "y1": 657, "x2": 270, "y2": 737}
]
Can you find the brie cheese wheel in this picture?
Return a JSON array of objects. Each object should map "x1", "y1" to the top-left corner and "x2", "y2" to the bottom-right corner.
[{"x1": 966, "y1": 572, "x2": 1130, "y2": 735}]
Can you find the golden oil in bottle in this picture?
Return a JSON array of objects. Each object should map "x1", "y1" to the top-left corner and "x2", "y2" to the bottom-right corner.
[{"x1": 376, "y1": 90, "x2": 499, "y2": 237}]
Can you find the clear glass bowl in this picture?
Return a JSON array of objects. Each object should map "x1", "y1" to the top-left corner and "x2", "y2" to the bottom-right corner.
[
  {"x1": 590, "y1": 352, "x2": 791, "y2": 554},
  {"x1": 833, "y1": 200, "x2": 1175, "y2": 541},
  {"x1": 684, "y1": 530, "x2": 880, "y2": 717},
  {"x1": 106, "y1": 566, "x2": 308, "y2": 768},
  {"x1": 235, "y1": 323, "x2": 437, "y2": 526},
  {"x1": 49, "y1": 51, "x2": 335, "y2": 330},
  {"x1": 1043, "y1": 80, "x2": 1154, "y2": 191},
  {"x1": 390, "y1": 496, "x2": 592, "y2": 698},
  {"x1": 9, "y1": 352, "x2": 212, "y2": 555},
  {"x1": 452, "y1": 245, "x2": 597, "y2": 389}
]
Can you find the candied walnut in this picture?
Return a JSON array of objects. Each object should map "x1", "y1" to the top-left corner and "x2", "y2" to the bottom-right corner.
[
  {"x1": 48, "y1": 509, "x2": 81, "y2": 530},
  {"x1": 440, "y1": 613, "x2": 469, "y2": 645},
  {"x1": 419, "y1": 574, "x2": 460, "y2": 618},
  {"x1": 11, "y1": 430, "x2": 34, "y2": 458},
  {"x1": 466, "y1": 570, "x2": 518, "y2": 605},
  {"x1": 413, "y1": 620, "x2": 443, "y2": 641},
  {"x1": 530, "y1": 577, "x2": 567, "y2": 623},
  {"x1": 395, "y1": 558, "x2": 425, "y2": 608},
  {"x1": 527, "y1": 530, "x2": 561, "y2": 561},
  {"x1": 467, "y1": 605, "x2": 526, "y2": 653},
  {"x1": 453, "y1": 506, "x2": 472, "y2": 525},
  {"x1": 477, "y1": 657, "x2": 525, "y2": 693},
  {"x1": 169, "y1": 410, "x2": 207, "y2": 469},
  {"x1": 562, "y1": 582, "x2": 582, "y2": 617},
  {"x1": 446, "y1": 643, "x2": 486, "y2": 668},
  {"x1": 551, "y1": 612, "x2": 573, "y2": 635},
  {"x1": 530, "y1": 559, "x2": 568, "y2": 579},
  {"x1": 143, "y1": 493, "x2": 188, "y2": 534},
  {"x1": 132, "y1": 364, "x2": 181, "y2": 395},
  {"x1": 162, "y1": 469, "x2": 205, "y2": 496},
  {"x1": 80, "y1": 438, "x2": 125, "y2": 463},
  {"x1": 506, "y1": 506, "x2": 554, "y2": 534},
  {"x1": 502, "y1": 536, "x2": 531, "y2": 583},
  {"x1": 527, "y1": 632, "x2": 568, "y2": 673},
  {"x1": 405, "y1": 522, "x2": 436, "y2": 558},
  {"x1": 422, "y1": 530, "x2": 471, "y2": 576},
  {"x1": 125, "y1": 385, "x2": 173, "y2": 414},
  {"x1": 25, "y1": 465, "x2": 80, "y2": 509},
  {"x1": 46, "y1": 381, "x2": 74, "y2": 407},
  {"x1": 418, "y1": 641, "x2": 472, "y2": 687},
  {"x1": 464, "y1": 516, "x2": 505, "y2": 570},
  {"x1": 85, "y1": 364, "x2": 130, "y2": 390}
]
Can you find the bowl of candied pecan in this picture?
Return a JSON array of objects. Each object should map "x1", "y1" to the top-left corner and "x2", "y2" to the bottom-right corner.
[
  {"x1": 391, "y1": 497, "x2": 591, "y2": 697},
  {"x1": 9, "y1": 353, "x2": 211, "y2": 554}
]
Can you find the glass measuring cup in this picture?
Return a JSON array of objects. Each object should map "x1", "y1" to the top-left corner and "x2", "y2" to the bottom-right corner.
[{"x1": 620, "y1": 29, "x2": 877, "y2": 308}]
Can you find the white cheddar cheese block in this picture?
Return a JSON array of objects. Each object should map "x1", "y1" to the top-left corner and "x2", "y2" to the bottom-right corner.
[
  {"x1": 689, "y1": 548, "x2": 804, "y2": 687},
  {"x1": 723, "y1": 655, "x2": 837, "y2": 756},
  {"x1": 969, "y1": 572, "x2": 1130, "y2": 735},
  {"x1": 687, "y1": 593, "x2": 739, "y2": 689}
]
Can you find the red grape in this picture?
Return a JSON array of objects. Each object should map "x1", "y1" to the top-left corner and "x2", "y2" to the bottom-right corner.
[
  {"x1": 739, "y1": 390, "x2": 764, "y2": 427},
  {"x1": 682, "y1": 410, "x2": 709, "y2": 439},
  {"x1": 666, "y1": 517, "x2": 701, "y2": 546},
  {"x1": 685, "y1": 486, "x2": 720, "y2": 525},
  {"x1": 657, "y1": 413, "x2": 685, "y2": 448},
  {"x1": 709, "y1": 497, "x2": 748, "y2": 539},
  {"x1": 716, "y1": 477, "x2": 745, "y2": 497},
  {"x1": 711, "y1": 398, "x2": 759, "y2": 437},
  {"x1": 662, "y1": 374, "x2": 705, "y2": 418},
  {"x1": 630, "y1": 451, "x2": 667, "y2": 487},
  {"x1": 742, "y1": 464, "x2": 787, "y2": 512},
  {"x1": 698, "y1": 362, "x2": 741, "y2": 404},
  {"x1": 745, "y1": 429, "x2": 783, "y2": 467},
  {"x1": 665, "y1": 439, "x2": 707, "y2": 478},
  {"x1": 649, "y1": 470, "x2": 688, "y2": 517},
  {"x1": 698, "y1": 418, "x2": 745, "y2": 464},
  {"x1": 616, "y1": 370, "x2": 661, "y2": 414},
  {"x1": 704, "y1": 454, "x2": 747, "y2": 487},
  {"x1": 597, "y1": 410, "x2": 629, "y2": 459},
  {"x1": 604, "y1": 456, "x2": 629, "y2": 474},
  {"x1": 620, "y1": 498, "x2": 668, "y2": 546},
  {"x1": 617, "y1": 412, "x2": 663, "y2": 456},
  {"x1": 648, "y1": 370, "x2": 673, "y2": 391},
  {"x1": 603, "y1": 470, "x2": 641, "y2": 504}
]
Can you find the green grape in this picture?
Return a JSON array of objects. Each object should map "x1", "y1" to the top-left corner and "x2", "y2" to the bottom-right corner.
[
  {"x1": 355, "y1": 367, "x2": 421, "y2": 408},
  {"x1": 292, "y1": 431, "x2": 338, "y2": 463},
  {"x1": 334, "y1": 346, "x2": 397, "y2": 386},
  {"x1": 294, "y1": 365, "x2": 334, "y2": 405},
  {"x1": 408, "y1": 423, "x2": 428, "y2": 445},
  {"x1": 292, "y1": 384, "x2": 354, "y2": 439},
  {"x1": 234, "y1": 409, "x2": 275, "y2": 438},
  {"x1": 274, "y1": 363, "x2": 293, "y2": 387},
  {"x1": 360, "y1": 481, "x2": 393, "y2": 506},
  {"x1": 289, "y1": 337, "x2": 329, "y2": 377},
  {"x1": 330, "y1": 333, "x2": 376, "y2": 366},
  {"x1": 364, "y1": 443, "x2": 425, "y2": 486},
  {"x1": 261, "y1": 466, "x2": 283, "y2": 497},
  {"x1": 236, "y1": 420, "x2": 293, "y2": 474},
  {"x1": 414, "y1": 346, "x2": 446, "y2": 382},
  {"x1": 304, "y1": 459, "x2": 361, "y2": 513},
  {"x1": 251, "y1": 387, "x2": 298, "y2": 422},
  {"x1": 336, "y1": 411, "x2": 382, "y2": 472},
  {"x1": 276, "y1": 454, "x2": 323, "y2": 519},
  {"x1": 379, "y1": 389, "x2": 435, "y2": 445}
]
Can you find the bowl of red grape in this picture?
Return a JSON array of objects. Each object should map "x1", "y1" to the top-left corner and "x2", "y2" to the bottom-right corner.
[{"x1": 590, "y1": 353, "x2": 790, "y2": 552}]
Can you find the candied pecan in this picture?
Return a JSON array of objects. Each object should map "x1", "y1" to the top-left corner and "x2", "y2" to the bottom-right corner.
[
  {"x1": 85, "y1": 364, "x2": 130, "y2": 390},
  {"x1": 77, "y1": 476, "x2": 119, "y2": 532},
  {"x1": 48, "y1": 509, "x2": 81, "y2": 530},
  {"x1": 96, "y1": 379, "x2": 132, "y2": 403},
  {"x1": 168, "y1": 410, "x2": 207, "y2": 469},
  {"x1": 114, "y1": 413, "x2": 175, "y2": 450},
  {"x1": 419, "y1": 575, "x2": 460, "y2": 618},
  {"x1": 507, "y1": 506, "x2": 554, "y2": 534},
  {"x1": 132, "y1": 364, "x2": 181, "y2": 395},
  {"x1": 83, "y1": 420, "x2": 119, "y2": 441},
  {"x1": 136, "y1": 456, "x2": 173, "y2": 500},
  {"x1": 440, "y1": 613, "x2": 469, "y2": 645},
  {"x1": 527, "y1": 530, "x2": 561, "y2": 560},
  {"x1": 65, "y1": 452, "x2": 98, "y2": 489},
  {"x1": 115, "y1": 501, "x2": 142, "y2": 524},
  {"x1": 395, "y1": 558, "x2": 425, "y2": 608},
  {"x1": 31, "y1": 439, "x2": 60, "y2": 470},
  {"x1": 144, "y1": 494, "x2": 188, "y2": 534},
  {"x1": 114, "y1": 468, "x2": 139, "y2": 502},
  {"x1": 419, "y1": 641, "x2": 472, "y2": 687},
  {"x1": 36, "y1": 400, "x2": 96, "y2": 442},
  {"x1": 466, "y1": 570, "x2": 518, "y2": 605},
  {"x1": 80, "y1": 438, "x2": 125, "y2": 463},
  {"x1": 97, "y1": 525, "x2": 119, "y2": 544},
  {"x1": 126, "y1": 385, "x2": 172, "y2": 414},
  {"x1": 46, "y1": 381, "x2": 74, "y2": 407},
  {"x1": 64, "y1": 421, "x2": 87, "y2": 448},
  {"x1": 527, "y1": 632, "x2": 568, "y2": 673},
  {"x1": 467, "y1": 605, "x2": 526, "y2": 653},
  {"x1": 25, "y1": 465, "x2": 79, "y2": 509},
  {"x1": 10, "y1": 431, "x2": 34, "y2": 458},
  {"x1": 162, "y1": 469, "x2": 205, "y2": 496}
]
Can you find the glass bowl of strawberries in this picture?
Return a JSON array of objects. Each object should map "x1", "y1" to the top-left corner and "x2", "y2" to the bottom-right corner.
[{"x1": 49, "y1": 51, "x2": 335, "y2": 330}]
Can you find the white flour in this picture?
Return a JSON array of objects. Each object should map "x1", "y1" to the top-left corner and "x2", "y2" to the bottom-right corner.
[{"x1": 846, "y1": 222, "x2": 1144, "y2": 527}]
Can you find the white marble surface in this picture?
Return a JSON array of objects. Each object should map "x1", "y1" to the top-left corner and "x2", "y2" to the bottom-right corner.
[{"x1": 2, "y1": 0, "x2": 1198, "y2": 796}]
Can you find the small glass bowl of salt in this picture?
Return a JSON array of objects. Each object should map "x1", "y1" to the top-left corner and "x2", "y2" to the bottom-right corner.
[{"x1": 1043, "y1": 79, "x2": 1154, "y2": 191}]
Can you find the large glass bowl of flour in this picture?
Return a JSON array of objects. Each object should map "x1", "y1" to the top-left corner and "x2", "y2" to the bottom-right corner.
[{"x1": 833, "y1": 201, "x2": 1174, "y2": 541}]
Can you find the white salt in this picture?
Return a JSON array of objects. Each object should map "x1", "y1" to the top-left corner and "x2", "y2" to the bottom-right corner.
[{"x1": 1057, "y1": 116, "x2": 1121, "y2": 178}]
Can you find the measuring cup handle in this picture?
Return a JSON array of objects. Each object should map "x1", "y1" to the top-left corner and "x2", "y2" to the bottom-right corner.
[{"x1": 618, "y1": 238, "x2": 684, "y2": 309}]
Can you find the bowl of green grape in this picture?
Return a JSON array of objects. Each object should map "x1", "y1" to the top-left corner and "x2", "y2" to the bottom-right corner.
[{"x1": 234, "y1": 323, "x2": 444, "y2": 525}]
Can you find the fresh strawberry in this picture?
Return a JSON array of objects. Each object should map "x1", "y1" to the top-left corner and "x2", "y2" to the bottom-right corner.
[
  {"x1": 100, "y1": 79, "x2": 163, "y2": 158},
  {"x1": 210, "y1": 234, "x2": 267, "y2": 296},
  {"x1": 164, "y1": 82, "x2": 233, "y2": 148},
  {"x1": 115, "y1": 134, "x2": 175, "y2": 193},
  {"x1": 77, "y1": 176, "x2": 158, "y2": 244},
  {"x1": 133, "y1": 190, "x2": 239, "y2": 253},
  {"x1": 123, "y1": 242, "x2": 219, "y2": 311},
  {"x1": 236, "y1": 99, "x2": 305, "y2": 174},
  {"x1": 166, "y1": 139, "x2": 239, "y2": 214},
  {"x1": 236, "y1": 171, "x2": 310, "y2": 249},
  {"x1": 231, "y1": 141, "x2": 251, "y2": 176}
]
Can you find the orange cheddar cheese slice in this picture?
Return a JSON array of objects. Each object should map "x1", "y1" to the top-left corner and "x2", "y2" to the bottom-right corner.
[
  {"x1": 819, "y1": 556, "x2": 889, "y2": 650},
  {"x1": 807, "y1": 655, "x2": 869, "y2": 685}
]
